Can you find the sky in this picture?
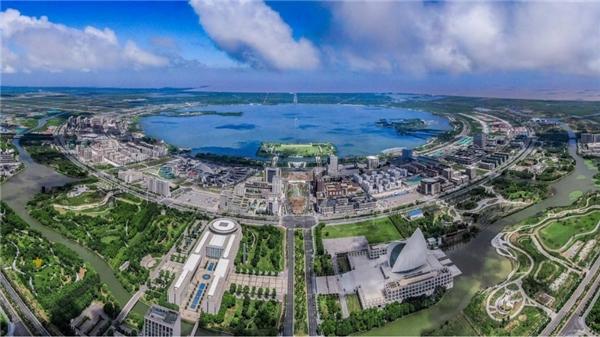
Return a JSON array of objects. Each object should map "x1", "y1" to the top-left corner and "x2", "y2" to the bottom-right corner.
[{"x1": 1, "y1": 0, "x2": 599, "y2": 100}]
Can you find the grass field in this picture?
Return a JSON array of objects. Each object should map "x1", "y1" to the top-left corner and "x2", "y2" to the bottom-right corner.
[
  {"x1": 321, "y1": 218, "x2": 401, "y2": 244},
  {"x1": 539, "y1": 211, "x2": 600, "y2": 250},
  {"x1": 258, "y1": 142, "x2": 335, "y2": 157},
  {"x1": 345, "y1": 294, "x2": 362, "y2": 314}
]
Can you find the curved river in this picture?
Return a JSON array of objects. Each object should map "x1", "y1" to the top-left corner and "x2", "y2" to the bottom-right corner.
[
  {"x1": 365, "y1": 127, "x2": 599, "y2": 335},
  {"x1": 3, "y1": 124, "x2": 597, "y2": 336},
  {"x1": 1, "y1": 137, "x2": 147, "y2": 315}
]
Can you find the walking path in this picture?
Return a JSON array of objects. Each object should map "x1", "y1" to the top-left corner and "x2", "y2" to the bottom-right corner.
[{"x1": 486, "y1": 194, "x2": 600, "y2": 329}]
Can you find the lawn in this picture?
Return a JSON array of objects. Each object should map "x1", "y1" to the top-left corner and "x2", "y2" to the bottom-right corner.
[
  {"x1": 235, "y1": 225, "x2": 284, "y2": 273},
  {"x1": 539, "y1": 211, "x2": 600, "y2": 250},
  {"x1": 345, "y1": 293, "x2": 362, "y2": 314},
  {"x1": 321, "y1": 218, "x2": 401, "y2": 244},
  {"x1": 534, "y1": 261, "x2": 559, "y2": 282}
]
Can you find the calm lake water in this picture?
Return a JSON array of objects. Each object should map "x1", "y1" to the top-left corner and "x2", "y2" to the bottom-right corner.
[{"x1": 140, "y1": 104, "x2": 451, "y2": 157}]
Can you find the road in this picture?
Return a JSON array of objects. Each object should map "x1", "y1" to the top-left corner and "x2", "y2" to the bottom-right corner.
[
  {"x1": 541, "y1": 253, "x2": 600, "y2": 336},
  {"x1": 0, "y1": 286, "x2": 33, "y2": 336},
  {"x1": 0, "y1": 271, "x2": 50, "y2": 336},
  {"x1": 303, "y1": 228, "x2": 318, "y2": 336},
  {"x1": 556, "y1": 254, "x2": 600, "y2": 336},
  {"x1": 283, "y1": 228, "x2": 294, "y2": 336}
]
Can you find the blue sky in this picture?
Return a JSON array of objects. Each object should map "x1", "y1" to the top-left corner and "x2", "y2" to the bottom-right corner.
[{"x1": 1, "y1": 1, "x2": 599, "y2": 99}]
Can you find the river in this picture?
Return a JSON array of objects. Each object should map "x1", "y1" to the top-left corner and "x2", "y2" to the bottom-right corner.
[
  {"x1": 4, "y1": 124, "x2": 597, "y2": 335},
  {"x1": 1, "y1": 136, "x2": 148, "y2": 316},
  {"x1": 365, "y1": 128, "x2": 599, "y2": 335}
]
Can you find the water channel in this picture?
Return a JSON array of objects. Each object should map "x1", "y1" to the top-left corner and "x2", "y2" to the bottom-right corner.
[
  {"x1": 1, "y1": 137, "x2": 148, "y2": 316},
  {"x1": 366, "y1": 128, "x2": 599, "y2": 335},
  {"x1": 3, "y1": 123, "x2": 597, "y2": 335}
]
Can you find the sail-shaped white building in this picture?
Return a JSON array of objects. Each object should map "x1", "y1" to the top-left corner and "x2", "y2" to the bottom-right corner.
[{"x1": 326, "y1": 228, "x2": 462, "y2": 309}]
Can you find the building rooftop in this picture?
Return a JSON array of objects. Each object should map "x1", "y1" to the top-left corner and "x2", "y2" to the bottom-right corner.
[
  {"x1": 208, "y1": 234, "x2": 227, "y2": 248},
  {"x1": 146, "y1": 305, "x2": 179, "y2": 325},
  {"x1": 388, "y1": 228, "x2": 427, "y2": 273},
  {"x1": 209, "y1": 218, "x2": 238, "y2": 234}
]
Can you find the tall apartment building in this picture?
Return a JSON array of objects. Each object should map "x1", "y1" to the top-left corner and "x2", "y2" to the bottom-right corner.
[
  {"x1": 264, "y1": 167, "x2": 281, "y2": 184},
  {"x1": 327, "y1": 154, "x2": 339, "y2": 177},
  {"x1": 420, "y1": 178, "x2": 441, "y2": 195},
  {"x1": 474, "y1": 133, "x2": 487, "y2": 148},
  {"x1": 367, "y1": 155, "x2": 379, "y2": 170},
  {"x1": 141, "y1": 305, "x2": 181, "y2": 337},
  {"x1": 147, "y1": 176, "x2": 171, "y2": 197}
]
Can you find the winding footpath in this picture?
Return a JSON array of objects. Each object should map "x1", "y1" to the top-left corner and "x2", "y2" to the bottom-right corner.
[{"x1": 488, "y1": 194, "x2": 600, "y2": 333}]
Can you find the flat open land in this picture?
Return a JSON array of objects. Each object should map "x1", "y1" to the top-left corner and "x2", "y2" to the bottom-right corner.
[
  {"x1": 321, "y1": 218, "x2": 401, "y2": 244},
  {"x1": 539, "y1": 210, "x2": 600, "y2": 250},
  {"x1": 258, "y1": 142, "x2": 336, "y2": 157}
]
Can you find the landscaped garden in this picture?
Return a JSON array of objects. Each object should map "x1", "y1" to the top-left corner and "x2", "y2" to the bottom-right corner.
[
  {"x1": 200, "y1": 292, "x2": 281, "y2": 335},
  {"x1": 492, "y1": 170, "x2": 550, "y2": 203},
  {"x1": 257, "y1": 142, "x2": 336, "y2": 158},
  {"x1": 294, "y1": 230, "x2": 308, "y2": 335},
  {"x1": 235, "y1": 225, "x2": 284, "y2": 274},
  {"x1": 317, "y1": 294, "x2": 342, "y2": 322},
  {"x1": 538, "y1": 210, "x2": 600, "y2": 250},
  {"x1": 27, "y1": 186, "x2": 194, "y2": 291},
  {"x1": 0, "y1": 202, "x2": 105, "y2": 334},
  {"x1": 460, "y1": 292, "x2": 549, "y2": 336}
]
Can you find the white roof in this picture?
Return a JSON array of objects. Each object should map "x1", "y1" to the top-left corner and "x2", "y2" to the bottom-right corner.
[
  {"x1": 194, "y1": 231, "x2": 210, "y2": 254},
  {"x1": 208, "y1": 259, "x2": 230, "y2": 296},
  {"x1": 209, "y1": 218, "x2": 237, "y2": 234},
  {"x1": 213, "y1": 258, "x2": 229, "y2": 279},
  {"x1": 389, "y1": 228, "x2": 427, "y2": 273},
  {"x1": 174, "y1": 270, "x2": 189, "y2": 289},
  {"x1": 175, "y1": 253, "x2": 201, "y2": 288},
  {"x1": 208, "y1": 234, "x2": 227, "y2": 248},
  {"x1": 207, "y1": 276, "x2": 220, "y2": 297},
  {"x1": 223, "y1": 234, "x2": 236, "y2": 258}
]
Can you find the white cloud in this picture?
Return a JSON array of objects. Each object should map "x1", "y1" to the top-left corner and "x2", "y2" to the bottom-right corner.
[
  {"x1": 0, "y1": 9, "x2": 168, "y2": 73},
  {"x1": 329, "y1": 1, "x2": 600, "y2": 75},
  {"x1": 188, "y1": 0, "x2": 320, "y2": 70}
]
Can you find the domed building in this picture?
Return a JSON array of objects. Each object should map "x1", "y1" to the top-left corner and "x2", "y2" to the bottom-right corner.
[{"x1": 321, "y1": 228, "x2": 461, "y2": 309}]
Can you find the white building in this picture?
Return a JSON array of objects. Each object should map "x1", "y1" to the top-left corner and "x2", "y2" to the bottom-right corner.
[
  {"x1": 327, "y1": 154, "x2": 339, "y2": 177},
  {"x1": 366, "y1": 155, "x2": 379, "y2": 170},
  {"x1": 147, "y1": 176, "x2": 171, "y2": 197},
  {"x1": 141, "y1": 305, "x2": 181, "y2": 337},
  {"x1": 167, "y1": 218, "x2": 241, "y2": 320},
  {"x1": 117, "y1": 169, "x2": 143, "y2": 183},
  {"x1": 319, "y1": 229, "x2": 461, "y2": 309}
]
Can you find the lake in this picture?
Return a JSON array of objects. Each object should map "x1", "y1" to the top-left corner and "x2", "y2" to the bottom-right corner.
[{"x1": 140, "y1": 104, "x2": 451, "y2": 158}]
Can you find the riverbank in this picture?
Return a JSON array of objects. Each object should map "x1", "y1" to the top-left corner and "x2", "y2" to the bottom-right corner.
[
  {"x1": 1, "y1": 138, "x2": 145, "y2": 315},
  {"x1": 363, "y1": 126, "x2": 598, "y2": 336}
]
